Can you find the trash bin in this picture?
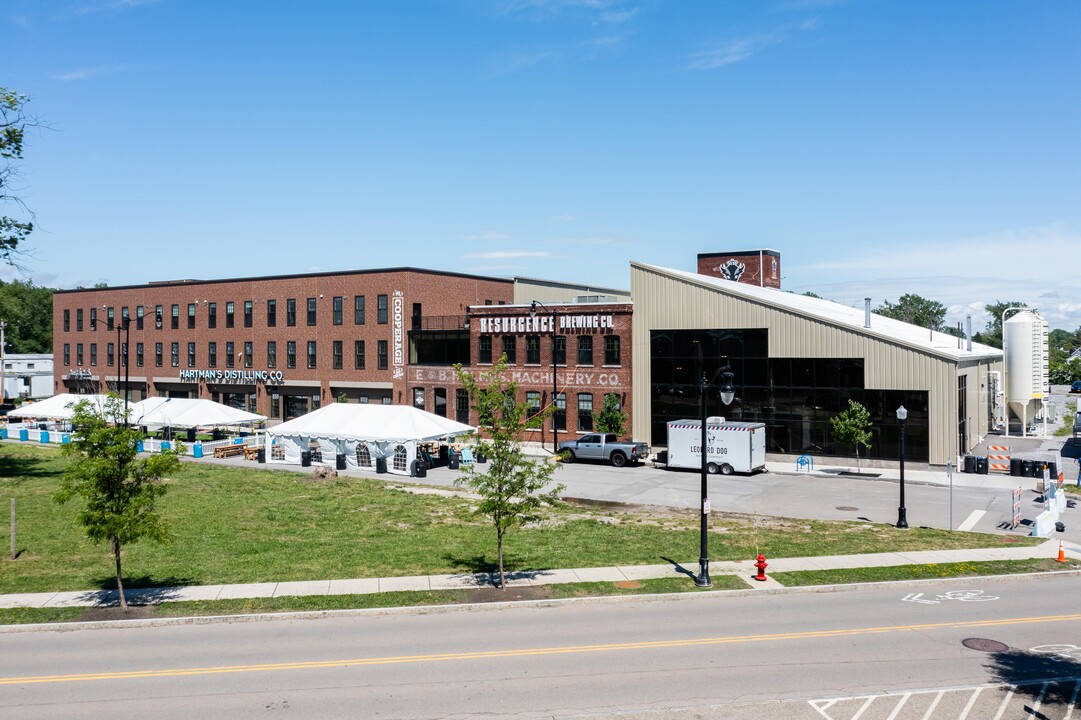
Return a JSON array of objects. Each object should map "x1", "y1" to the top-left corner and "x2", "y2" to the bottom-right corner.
[
  {"x1": 476, "y1": 451, "x2": 487, "y2": 464},
  {"x1": 301, "y1": 450, "x2": 312, "y2": 467},
  {"x1": 1031, "y1": 461, "x2": 1045, "y2": 478},
  {"x1": 39, "y1": 431, "x2": 49, "y2": 444},
  {"x1": 413, "y1": 460, "x2": 427, "y2": 478},
  {"x1": 212, "y1": 428, "x2": 223, "y2": 441},
  {"x1": 438, "y1": 445, "x2": 450, "y2": 467},
  {"x1": 18, "y1": 428, "x2": 27, "y2": 441},
  {"x1": 448, "y1": 450, "x2": 460, "y2": 470},
  {"x1": 0, "y1": 428, "x2": 6, "y2": 440},
  {"x1": 193, "y1": 442, "x2": 203, "y2": 459},
  {"x1": 963, "y1": 455, "x2": 976, "y2": 474},
  {"x1": 976, "y1": 456, "x2": 988, "y2": 474},
  {"x1": 161, "y1": 441, "x2": 171, "y2": 452},
  {"x1": 136, "y1": 440, "x2": 144, "y2": 452},
  {"x1": 336, "y1": 453, "x2": 347, "y2": 471},
  {"x1": 1022, "y1": 459, "x2": 1034, "y2": 477},
  {"x1": 1010, "y1": 458, "x2": 1023, "y2": 477},
  {"x1": 186, "y1": 427, "x2": 197, "y2": 442},
  {"x1": 257, "y1": 448, "x2": 266, "y2": 463},
  {"x1": 375, "y1": 457, "x2": 388, "y2": 474},
  {"x1": 1048, "y1": 461, "x2": 1058, "y2": 480}
]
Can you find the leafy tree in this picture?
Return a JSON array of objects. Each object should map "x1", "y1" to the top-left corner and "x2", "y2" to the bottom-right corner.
[
  {"x1": 454, "y1": 356, "x2": 565, "y2": 589},
  {"x1": 972, "y1": 300, "x2": 1028, "y2": 349},
  {"x1": 1, "y1": 87, "x2": 41, "y2": 264},
  {"x1": 830, "y1": 399, "x2": 873, "y2": 474},
  {"x1": 53, "y1": 395, "x2": 181, "y2": 610},
  {"x1": 1050, "y1": 357, "x2": 1081, "y2": 385},
  {"x1": 802, "y1": 291, "x2": 822, "y2": 299},
  {"x1": 0, "y1": 279, "x2": 53, "y2": 352},
  {"x1": 874, "y1": 294, "x2": 947, "y2": 330},
  {"x1": 594, "y1": 393, "x2": 627, "y2": 435}
]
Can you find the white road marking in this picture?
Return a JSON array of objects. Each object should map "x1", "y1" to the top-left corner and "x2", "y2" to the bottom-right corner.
[
  {"x1": 991, "y1": 687, "x2": 1014, "y2": 720},
  {"x1": 884, "y1": 692, "x2": 910, "y2": 720},
  {"x1": 920, "y1": 691, "x2": 944, "y2": 720},
  {"x1": 957, "y1": 686, "x2": 981, "y2": 719},
  {"x1": 957, "y1": 509, "x2": 986, "y2": 532},
  {"x1": 1066, "y1": 679, "x2": 1081, "y2": 720},
  {"x1": 850, "y1": 696, "x2": 874, "y2": 719}
]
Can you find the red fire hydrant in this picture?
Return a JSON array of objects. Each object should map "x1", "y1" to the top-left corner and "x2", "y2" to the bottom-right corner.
[{"x1": 754, "y1": 553, "x2": 768, "y2": 582}]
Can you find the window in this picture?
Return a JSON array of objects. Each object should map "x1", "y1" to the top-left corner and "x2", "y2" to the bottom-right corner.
[
  {"x1": 333, "y1": 296, "x2": 343, "y2": 325},
  {"x1": 307, "y1": 297, "x2": 317, "y2": 326},
  {"x1": 63, "y1": 309, "x2": 70, "y2": 332},
  {"x1": 121, "y1": 306, "x2": 129, "y2": 325},
  {"x1": 244, "y1": 301, "x2": 253, "y2": 328},
  {"x1": 578, "y1": 393, "x2": 594, "y2": 432},
  {"x1": 171, "y1": 342, "x2": 179, "y2": 367},
  {"x1": 188, "y1": 342, "x2": 196, "y2": 367},
  {"x1": 354, "y1": 295, "x2": 365, "y2": 324},
  {"x1": 377, "y1": 294, "x2": 388, "y2": 324},
  {"x1": 225, "y1": 302, "x2": 235, "y2": 328},
  {"x1": 184, "y1": 303, "x2": 194, "y2": 329},
  {"x1": 577, "y1": 336, "x2": 593, "y2": 366},
  {"x1": 526, "y1": 335, "x2": 541, "y2": 364},
  {"x1": 270, "y1": 393, "x2": 280, "y2": 419},
  {"x1": 554, "y1": 392, "x2": 566, "y2": 432},
  {"x1": 286, "y1": 341, "x2": 296, "y2": 369},
  {"x1": 412, "y1": 302, "x2": 422, "y2": 330},
  {"x1": 307, "y1": 340, "x2": 317, "y2": 368},
  {"x1": 478, "y1": 335, "x2": 492, "y2": 364},
  {"x1": 136, "y1": 305, "x2": 144, "y2": 330},
  {"x1": 225, "y1": 341, "x2": 234, "y2": 368},
  {"x1": 75, "y1": 308, "x2": 83, "y2": 332},
  {"x1": 553, "y1": 335, "x2": 566, "y2": 365},
  {"x1": 154, "y1": 305, "x2": 163, "y2": 329},
  {"x1": 90, "y1": 307, "x2": 97, "y2": 330},
  {"x1": 107, "y1": 307, "x2": 115, "y2": 330},
  {"x1": 90, "y1": 343, "x2": 98, "y2": 366},
  {"x1": 377, "y1": 340, "x2": 388, "y2": 370},
  {"x1": 208, "y1": 302, "x2": 217, "y2": 328},
  {"x1": 354, "y1": 340, "x2": 365, "y2": 369},
  {"x1": 171, "y1": 304, "x2": 179, "y2": 330},
  {"x1": 526, "y1": 391, "x2": 541, "y2": 420},
  {"x1": 413, "y1": 387, "x2": 425, "y2": 410},
  {"x1": 286, "y1": 299, "x2": 296, "y2": 326},
  {"x1": 502, "y1": 336, "x2": 516, "y2": 364},
  {"x1": 209, "y1": 342, "x2": 217, "y2": 368},
  {"x1": 63, "y1": 343, "x2": 70, "y2": 365},
  {"x1": 136, "y1": 343, "x2": 144, "y2": 367},
  {"x1": 312, "y1": 393, "x2": 321, "y2": 411},
  {"x1": 244, "y1": 341, "x2": 253, "y2": 368},
  {"x1": 267, "y1": 341, "x2": 276, "y2": 368},
  {"x1": 107, "y1": 342, "x2": 115, "y2": 367},
  {"x1": 333, "y1": 340, "x2": 343, "y2": 369},
  {"x1": 456, "y1": 389, "x2": 470, "y2": 424},
  {"x1": 154, "y1": 342, "x2": 162, "y2": 367},
  {"x1": 267, "y1": 299, "x2": 277, "y2": 327},
  {"x1": 76, "y1": 343, "x2": 84, "y2": 366},
  {"x1": 604, "y1": 336, "x2": 621, "y2": 365}
]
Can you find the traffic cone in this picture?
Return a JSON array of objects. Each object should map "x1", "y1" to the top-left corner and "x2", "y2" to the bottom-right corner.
[{"x1": 1057, "y1": 541, "x2": 1067, "y2": 563}]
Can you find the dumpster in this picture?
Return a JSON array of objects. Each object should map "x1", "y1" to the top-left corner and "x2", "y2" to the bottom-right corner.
[
  {"x1": 336, "y1": 453, "x2": 347, "y2": 471},
  {"x1": 301, "y1": 450, "x2": 312, "y2": 468}
]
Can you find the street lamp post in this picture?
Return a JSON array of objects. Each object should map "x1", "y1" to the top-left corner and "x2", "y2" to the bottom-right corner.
[
  {"x1": 896, "y1": 405, "x2": 908, "y2": 529},
  {"x1": 697, "y1": 363, "x2": 735, "y2": 588},
  {"x1": 529, "y1": 301, "x2": 559, "y2": 454},
  {"x1": 114, "y1": 317, "x2": 131, "y2": 426}
]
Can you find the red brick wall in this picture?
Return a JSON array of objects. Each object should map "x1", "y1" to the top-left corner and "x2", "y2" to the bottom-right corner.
[
  {"x1": 52, "y1": 268, "x2": 513, "y2": 419},
  {"x1": 696, "y1": 251, "x2": 781, "y2": 288}
]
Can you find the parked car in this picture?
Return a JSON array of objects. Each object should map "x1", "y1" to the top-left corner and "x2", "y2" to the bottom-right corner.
[
  {"x1": 557, "y1": 433, "x2": 649, "y2": 467},
  {"x1": 1071, "y1": 380, "x2": 1081, "y2": 393}
]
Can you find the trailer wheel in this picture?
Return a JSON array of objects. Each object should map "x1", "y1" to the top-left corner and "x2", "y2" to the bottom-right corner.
[
  {"x1": 706, "y1": 462, "x2": 719, "y2": 474},
  {"x1": 719, "y1": 463, "x2": 734, "y2": 476},
  {"x1": 610, "y1": 452, "x2": 627, "y2": 468}
]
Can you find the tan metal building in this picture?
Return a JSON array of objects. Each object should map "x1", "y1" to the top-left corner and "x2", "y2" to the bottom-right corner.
[{"x1": 631, "y1": 262, "x2": 1001, "y2": 467}]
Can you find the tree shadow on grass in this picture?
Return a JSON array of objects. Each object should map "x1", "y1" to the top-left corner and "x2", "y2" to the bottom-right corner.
[
  {"x1": 441, "y1": 553, "x2": 499, "y2": 575},
  {"x1": 0, "y1": 452, "x2": 60, "y2": 484},
  {"x1": 88, "y1": 574, "x2": 197, "y2": 591},
  {"x1": 986, "y1": 648, "x2": 1081, "y2": 705}
]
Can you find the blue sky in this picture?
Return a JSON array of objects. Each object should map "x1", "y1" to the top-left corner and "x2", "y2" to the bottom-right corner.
[{"x1": 5, "y1": 0, "x2": 1080, "y2": 330}]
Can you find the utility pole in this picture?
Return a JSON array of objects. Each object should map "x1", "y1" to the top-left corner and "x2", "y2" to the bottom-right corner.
[{"x1": 0, "y1": 320, "x2": 6, "y2": 403}]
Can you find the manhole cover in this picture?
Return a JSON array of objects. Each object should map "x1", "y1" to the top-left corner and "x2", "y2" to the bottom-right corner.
[
  {"x1": 836, "y1": 506, "x2": 859, "y2": 511},
  {"x1": 614, "y1": 580, "x2": 642, "y2": 589},
  {"x1": 962, "y1": 638, "x2": 1009, "y2": 653}
]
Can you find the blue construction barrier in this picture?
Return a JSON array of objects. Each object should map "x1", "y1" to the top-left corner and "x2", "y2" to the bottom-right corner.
[
  {"x1": 18, "y1": 428, "x2": 28, "y2": 441},
  {"x1": 39, "y1": 431, "x2": 49, "y2": 444}
]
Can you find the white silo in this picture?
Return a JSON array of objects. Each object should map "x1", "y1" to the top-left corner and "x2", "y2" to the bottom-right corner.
[{"x1": 1003, "y1": 308, "x2": 1049, "y2": 437}]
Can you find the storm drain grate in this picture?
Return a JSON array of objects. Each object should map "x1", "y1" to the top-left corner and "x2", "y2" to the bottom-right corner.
[{"x1": 962, "y1": 638, "x2": 1009, "y2": 653}]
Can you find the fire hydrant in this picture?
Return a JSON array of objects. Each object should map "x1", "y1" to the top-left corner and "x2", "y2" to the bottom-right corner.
[{"x1": 754, "y1": 553, "x2": 768, "y2": 582}]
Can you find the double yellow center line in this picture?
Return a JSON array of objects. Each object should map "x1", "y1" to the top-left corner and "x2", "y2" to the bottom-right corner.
[{"x1": 4, "y1": 613, "x2": 1080, "y2": 686}]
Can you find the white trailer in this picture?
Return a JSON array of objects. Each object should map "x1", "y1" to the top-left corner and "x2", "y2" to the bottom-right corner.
[{"x1": 666, "y1": 418, "x2": 767, "y2": 475}]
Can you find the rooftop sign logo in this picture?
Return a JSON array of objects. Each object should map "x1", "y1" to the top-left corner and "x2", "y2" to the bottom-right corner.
[{"x1": 715, "y1": 259, "x2": 746, "y2": 281}]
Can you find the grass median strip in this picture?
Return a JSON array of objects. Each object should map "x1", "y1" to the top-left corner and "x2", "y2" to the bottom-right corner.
[{"x1": 770, "y1": 558, "x2": 1081, "y2": 586}]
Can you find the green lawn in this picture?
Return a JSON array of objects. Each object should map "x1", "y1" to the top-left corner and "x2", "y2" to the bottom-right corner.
[
  {"x1": 0, "y1": 443, "x2": 1041, "y2": 595},
  {"x1": 771, "y1": 558, "x2": 1081, "y2": 586}
]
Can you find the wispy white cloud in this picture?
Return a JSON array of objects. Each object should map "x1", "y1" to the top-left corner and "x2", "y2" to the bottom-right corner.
[
  {"x1": 551, "y1": 215, "x2": 575, "y2": 225},
  {"x1": 463, "y1": 250, "x2": 551, "y2": 259},
  {"x1": 553, "y1": 236, "x2": 622, "y2": 246},
  {"x1": 464, "y1": 231, "x2": 513, "y2": 241},
  {"x1": 600, "y1": 7, "x2": 638, "y2": 24},
  {"x1": 50, "y1": 63, "x2": 132, "y2": 81},
  {"x1": 68, "y1": 0, "x2": 163, "y2": 16},
  {"x1": 687, "y1": 17, "x2": 821, "y2": 70}
]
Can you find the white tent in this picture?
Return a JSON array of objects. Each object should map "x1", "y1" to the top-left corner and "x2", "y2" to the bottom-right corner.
[
  {"x1": 266, "y1": 404, "x2": 476, "y2": 475},
  {"x1": 129, "y1": 397, "x2": 267, "y2": 429},
  {"x1": 6, "y1": 393, "x2": 113, "y2": 420}
]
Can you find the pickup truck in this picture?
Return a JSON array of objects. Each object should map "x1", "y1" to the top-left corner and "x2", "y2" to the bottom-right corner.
[{"x1": 557, "y1": 433, "x2": 649, "y2": 467}]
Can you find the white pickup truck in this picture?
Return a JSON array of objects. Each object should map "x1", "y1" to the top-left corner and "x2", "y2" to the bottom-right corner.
[{"x1": 557, "y1": 433, "x2": 649, "y2": 467}]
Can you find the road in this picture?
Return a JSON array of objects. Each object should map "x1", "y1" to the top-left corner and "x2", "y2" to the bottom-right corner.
[{"x1": 3, "y1": 574, "x2": 1080, "y2": 719}]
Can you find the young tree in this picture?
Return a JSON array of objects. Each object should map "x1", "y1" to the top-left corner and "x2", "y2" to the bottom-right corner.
[
  {"x1": 972, "y1": 300, "x2": 1028, "y2": 349},
  {"x1": 454, "y1": 356, "x2": 565, "y2": 589},
  {"x1": 594, "y1": 393, "x2": 628, "y2": 436},
  {"x1": 830, "y1": 399, "x2": 873, "y2": 474},
  {"x1": 54, "y1": 395, "x2": 181, "y2": 610}
]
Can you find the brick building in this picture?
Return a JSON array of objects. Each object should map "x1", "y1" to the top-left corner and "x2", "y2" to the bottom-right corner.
[
  {"x1": 52, "y1": 268, "x2": 513, "y2": 421},
  {"x1": 696, "y1": 249, "x2": 781, "y2": 288}
]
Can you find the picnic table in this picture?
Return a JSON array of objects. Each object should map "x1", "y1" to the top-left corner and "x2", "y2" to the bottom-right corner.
[{"x1": 213, "y1": 444, "x2": 248, "y2": 459}]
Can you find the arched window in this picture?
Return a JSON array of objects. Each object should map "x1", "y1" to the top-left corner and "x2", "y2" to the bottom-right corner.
[
  {"x1": 392, "y1": 445, "x2": 409, "y2": 472},
  {"x1": 356, "y1": 443, "x2": 371, "y2": 468}
]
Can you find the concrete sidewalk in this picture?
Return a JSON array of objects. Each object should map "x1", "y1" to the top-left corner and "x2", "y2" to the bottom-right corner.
[{"x1": 1, "y1": 539, "x2": 1074, "y2": 610}]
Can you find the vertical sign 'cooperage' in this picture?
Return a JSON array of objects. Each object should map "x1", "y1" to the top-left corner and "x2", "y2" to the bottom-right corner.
[{"x1": 392, "y1": 290, "x2": 405, "y2": 379}]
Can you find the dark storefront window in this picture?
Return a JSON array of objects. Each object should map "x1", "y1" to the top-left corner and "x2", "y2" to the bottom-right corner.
[
  {"x1": 270, "y1": 393, "x2": 280, "y2": 419},
  {"x1": 409, "y1": 331, "x2": 469, "y2": 366},
  {"x1": 434, "y1": 388, "x2": 447, "y2": 417},
  {"x1": 526, "y1": 335, "x2": 541, "y2": 364},
  {"x1": 578, "y1": 393, "x2": 593, "y2": 432},
  {"x1": 377, "y1": 340, "x2": 388, "y2": 370},
  {"x1": 478, "y1": 335, "x2": 492, "y2": 364},
  {"x1": 578, "y1": 336, "x2": 593, "y2": 366},
  {"x1": 604, "y1": 336, "x2": 621, "y2": 366},
  {"x1": 267, "y1": 299, "x2": 277, "y2": 327},
  {"x1": 502, "y1": 336, "x2": 516, "y2": 364},
  {"x1": 456, "y1": 389, "x2": 470, "y2": 424}
]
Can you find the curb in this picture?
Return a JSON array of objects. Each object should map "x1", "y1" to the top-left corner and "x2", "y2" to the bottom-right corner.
[{"x1": 4, "y1": 568, "x2": 1080, "y2": 635}]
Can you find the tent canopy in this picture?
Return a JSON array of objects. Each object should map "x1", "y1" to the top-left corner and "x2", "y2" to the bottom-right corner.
[
  {"x1": 267, "y1": 404, "x2": 475, "y2": 443},
  {"x1": 6, "y1": 393, "x2": 112, "y2": 420},
  {"x1": 129, "y1": 397, "x2": 267, "y2": 429}
]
